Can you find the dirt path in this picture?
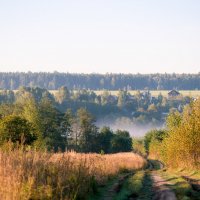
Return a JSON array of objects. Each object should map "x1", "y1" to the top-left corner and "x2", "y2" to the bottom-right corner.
[
  {"x1": 149, "y1": 160, "x2": 177, "y2": 200},
  {"x1": 151, "y1": 172, "x2": 177, "y2": 200},
  {"x1": 98, "y1": 160, "x2": 178, "y2": 200}
]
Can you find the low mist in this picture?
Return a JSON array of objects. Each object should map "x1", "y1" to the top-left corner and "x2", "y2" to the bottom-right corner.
[{"x1": 96, "y1": 116, "x2": 164, "y2": 137}]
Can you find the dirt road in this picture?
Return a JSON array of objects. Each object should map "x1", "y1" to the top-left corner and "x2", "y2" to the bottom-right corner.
[{"x1": 151, "y1": 172, "x2": 177, "y2": 200}]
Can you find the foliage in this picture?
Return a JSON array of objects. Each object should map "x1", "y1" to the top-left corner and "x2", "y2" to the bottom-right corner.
[
  {"x1": 162, "y1": 99, "x2": 200, "y2": 168},
  {"x1": 144, "y1": 129, "x2": 167, "y2": 154},
  {"x1": 39, "y1": 99, "x2": 66, "y2": 151},
  {"x1": 0, "y1": 85, "x2": 197, "y2": 157},
  {"x1": 111, "y1": 130, "x2": 132, "y2": 153},
  {"x1": 144, "y1": 98, "x2": 200, "y2": 169},
  {"x1": 132, "y1": 138, "x2": 146, "y2": 156},
  {"x1": 0, "y1": 115, "x2": 36, "y2": 145},
  {"x1": 0, "y1": 94, "x2": 134, "y2": 153},
  {"x1": 98, "y1": 126, "x2": 113, "y2": 153},
  {"x1": 75, "y1": 108, "x2": 99, "y2": 152}
]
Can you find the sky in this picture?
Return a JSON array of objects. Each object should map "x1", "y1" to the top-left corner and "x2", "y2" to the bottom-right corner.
[{"x1": 0, "y1": 0, "x2": 200, "y2": 74}]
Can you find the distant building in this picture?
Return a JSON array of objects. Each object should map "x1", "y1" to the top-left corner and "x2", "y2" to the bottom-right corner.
[{"x1": 168, "y1": 89, "x2": 180, "y2": 98}]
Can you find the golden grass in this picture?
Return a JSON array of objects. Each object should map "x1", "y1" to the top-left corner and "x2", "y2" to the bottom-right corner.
[{"x1": 0, "y1": 150, "x2": 146, "y2": 200}]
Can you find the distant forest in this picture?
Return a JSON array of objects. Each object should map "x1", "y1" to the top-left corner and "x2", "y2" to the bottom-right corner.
[{"x1": 0, "y1": 72, "x2": 200, "y2": 90}]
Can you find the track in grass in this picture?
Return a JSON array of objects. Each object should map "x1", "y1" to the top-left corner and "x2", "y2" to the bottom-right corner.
[
  {"x1": 90, "y1": 159, "x2": 200, "y2": 200},
  {"x1": 125, "y1": 160, "x2": 177, "y2": 200},
  {"x1": 113, "y1": 160, "x2": 176, "y2": 200}
]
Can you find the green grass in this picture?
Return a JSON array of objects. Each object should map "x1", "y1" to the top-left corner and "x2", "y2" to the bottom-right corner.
[
  {"x1": 114, "y1": 170, "x2": 145, "y2": 200},
  {"x1": 136, "y1": 172, "x2": 154, "y2": 200},
  {"x1": 87, "y1": 175, "x2": 119, "y2": 200},
  {"x1": 88, "y1": 172, "x2": 134, "y2": 200}
]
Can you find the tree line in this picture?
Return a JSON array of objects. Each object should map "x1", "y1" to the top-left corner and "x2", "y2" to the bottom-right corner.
[
  {"x1": 0, "y1": 86, "x2": 192, "y2": 126},
  {"x1": 0, "y1": 93, "x2": 132, "y2": 153},
  {"x1": 0, "y1": 72, "x2": 200, "y2": 90}
]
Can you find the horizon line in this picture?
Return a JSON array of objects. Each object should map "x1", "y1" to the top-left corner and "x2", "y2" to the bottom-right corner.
[{"x1": 0, "y1": 71, "x2": 200, "y2": 75}]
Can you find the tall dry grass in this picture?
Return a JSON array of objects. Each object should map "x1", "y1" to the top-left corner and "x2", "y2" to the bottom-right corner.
[{"x1": 0, "y1": 150, "x2": 146, "y2": 200}]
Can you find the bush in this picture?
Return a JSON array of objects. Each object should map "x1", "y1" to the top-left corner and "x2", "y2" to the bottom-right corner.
[{"x1": 0, "y1": 115, "x2": 36, "y2": 146}]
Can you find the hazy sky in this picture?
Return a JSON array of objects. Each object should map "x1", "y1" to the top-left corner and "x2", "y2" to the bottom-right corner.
[{"x1": 0, "y1": 0, "x2": 200, "y2": 73}]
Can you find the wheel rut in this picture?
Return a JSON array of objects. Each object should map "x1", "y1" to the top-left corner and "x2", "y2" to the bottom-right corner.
[
  {"x1": 101, "y1": 172, "x2": 133, "y2": 200},
  {"x1": 151, "y1": 172, "x2": 177, "y2": 200}
]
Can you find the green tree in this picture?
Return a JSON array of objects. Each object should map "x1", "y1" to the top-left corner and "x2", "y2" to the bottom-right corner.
[
  {"x1": 133, "y1": 138, "x2": 146, "y2": 156},
  {"x1": 0, "y1": 115, "x2": 36, "y2": 145},
  {"x1": 76, "y1": 108, "x2": 99, "y2": 152},
  {"x1": 39, "y1": 99, "x2": 65, "y2": 151},
  {"x1": 0, "y1": 103, "x2": 15, "y2": 118},
  {"x1": 61, "y1": 109, "x2": 74, "y2": 151},
  {"x1": 111, "y1": 130, "x2": 132, "y2": 153},
  {"x1": 144, "y1": 129, "x2": 167, "y2": 154},
  {"x1": 21, "y1": 96, "x2": 45, "y2": 149},
  {"x1": 98, "y1": 126, "x2": 113, "y2": 153}
]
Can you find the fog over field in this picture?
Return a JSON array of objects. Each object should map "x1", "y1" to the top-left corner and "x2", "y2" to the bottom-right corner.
[{"x1": 96, "y1": 116, "x2": 164, "y2": 137}]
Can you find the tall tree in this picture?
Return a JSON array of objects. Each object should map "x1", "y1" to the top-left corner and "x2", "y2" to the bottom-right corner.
[
  {"x1": 39, "y1": 99, "x2": 65, "y2": 151},
  {"x1": 111, "y1": 130, "x2": 132, "y2": 153},
  {"x1": 98, "y1": 126, "x2": 113, "y2": 153},
  {"x1": 76, "y1": 108, "x2": 98, "y2": 152},
  {"x1": 60, "y1": 109, "x2": 74, "y2": 151}
]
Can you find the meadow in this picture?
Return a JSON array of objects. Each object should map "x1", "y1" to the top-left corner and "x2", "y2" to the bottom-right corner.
[{"x1": 0, "y1": 149, "x2": 146, "y2": 200}]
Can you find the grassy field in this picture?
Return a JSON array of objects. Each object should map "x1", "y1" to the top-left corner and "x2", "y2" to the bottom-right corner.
[{"x1": 0, "y1": 150, "x2": 146, "y2": 200}]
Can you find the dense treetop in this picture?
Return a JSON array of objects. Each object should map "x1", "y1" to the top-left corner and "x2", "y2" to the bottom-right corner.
[{"x1": 0, "y1": 72, "x2": 200, "y2": 90}]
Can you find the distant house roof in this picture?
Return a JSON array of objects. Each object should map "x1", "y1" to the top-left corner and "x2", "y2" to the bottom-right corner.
[{"x1": 168, "y1": 89, "x2": 180, "y2": 97}]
